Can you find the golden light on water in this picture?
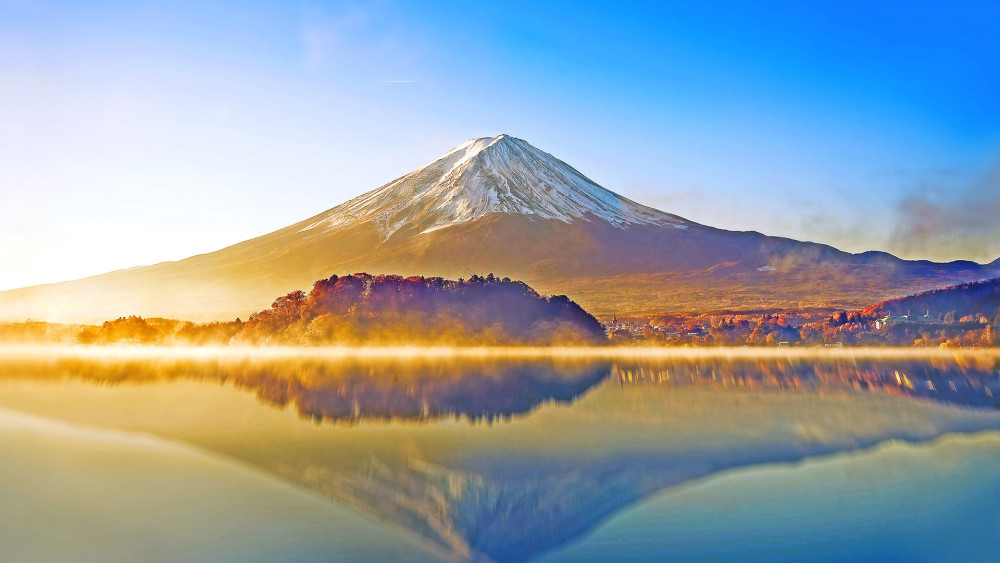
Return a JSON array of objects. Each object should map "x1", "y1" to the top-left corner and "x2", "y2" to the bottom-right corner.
[
  {"x1": 2, "y1": 343, "x2": 999, "y2": 361},
  {"x1": 2, "y1": 341, "x2": 1000, "y2": 562}
]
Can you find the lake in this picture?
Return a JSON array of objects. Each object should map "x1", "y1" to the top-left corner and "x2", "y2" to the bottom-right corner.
[{"x1": 1, "y1": 346, "x2": 999, "y2": 562}]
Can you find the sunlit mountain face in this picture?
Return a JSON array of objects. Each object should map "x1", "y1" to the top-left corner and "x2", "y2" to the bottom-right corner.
[
  {"x1": 3, "y1": 350, "x2": 1000, "y2": 561},
  {"x1": 2, "y1": 134, "x2": 997, "y2": 323}
]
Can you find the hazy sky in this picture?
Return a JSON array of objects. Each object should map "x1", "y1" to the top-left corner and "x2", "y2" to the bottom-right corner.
[{"x1": 2, "y1": 0, "x2": 998, "y2": 290}]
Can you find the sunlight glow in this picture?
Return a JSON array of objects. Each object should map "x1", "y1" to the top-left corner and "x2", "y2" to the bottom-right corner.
[{"x1": 2, "y1": 344, "x2": 998, "y2": 361}]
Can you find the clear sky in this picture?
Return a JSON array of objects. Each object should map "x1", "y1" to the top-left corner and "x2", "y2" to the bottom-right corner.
[{"x1": 1, "y1": 0, "x2": 998, "y2": 290}]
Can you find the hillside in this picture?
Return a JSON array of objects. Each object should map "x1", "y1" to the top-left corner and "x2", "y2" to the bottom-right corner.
[
  {"x1": 858, "y1": 278, "x2": 1000, "y2": 321},
  {"x1": 793, "y1": 278, "x2": 1000, "y2": 347},
  {"x1": 232, "y1": 273, "x2": 606, "y2": 346}
]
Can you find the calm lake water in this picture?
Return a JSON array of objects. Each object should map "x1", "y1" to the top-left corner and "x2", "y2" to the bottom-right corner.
[{"x1": 1, "y1": 347, "x2": 999, "y2": 562}]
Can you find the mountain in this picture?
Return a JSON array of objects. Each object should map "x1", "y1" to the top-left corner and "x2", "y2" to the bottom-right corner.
[
  {"x1": 2, "y1": 134, "x2": 998, "y2": 322},
  {"x1": 305, "y1": 134, "x2": 688, "y2": 237}
]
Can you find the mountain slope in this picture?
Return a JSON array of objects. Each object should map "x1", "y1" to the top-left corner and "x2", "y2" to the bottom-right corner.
[
  {"x1": 2, "y1": 134, "x2": 998, "y2": 322},
  {"x1": 300, "y1": 134, "x2": 688, "y2": 239}
]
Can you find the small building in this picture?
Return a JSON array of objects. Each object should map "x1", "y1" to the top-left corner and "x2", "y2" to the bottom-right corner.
[{"x1": 876, "y1": 310, "x2": 941, "y2": 329}]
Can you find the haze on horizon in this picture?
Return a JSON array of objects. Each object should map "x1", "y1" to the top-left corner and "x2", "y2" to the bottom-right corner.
[{"x1": 1, "y1": 0, "x2": 998, "y2": 291}]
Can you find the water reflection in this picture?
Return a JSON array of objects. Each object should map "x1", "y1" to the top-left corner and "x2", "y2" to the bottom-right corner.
[
  {"x1": 0, "y1": 354, "x2": 612, "y2": 424},
  {"x1": 2, "y1": 350, "x2": 1000, "y2": 562},
  {"x1": 612, "y1": 355, "x2": 1000, "y2": 409},
  {"x1": 5, "y1": 352, "x2": 1000, "y2": 422},
  {"x1": 232, "y1": 358, "x2": 611, "y2": 424}
]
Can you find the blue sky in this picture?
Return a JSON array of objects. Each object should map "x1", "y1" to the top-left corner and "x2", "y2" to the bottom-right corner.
[{"x1": 1, "y1": 0, "x2": 998, "y2": 289}]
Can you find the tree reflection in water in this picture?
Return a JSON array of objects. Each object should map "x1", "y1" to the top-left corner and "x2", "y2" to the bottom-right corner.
[
  {"x1": 1, "y1": 354, "x2": 613, "y2": 424},
  {"x1": 611, "y1": 355, "x2": 1000, "y2": 410},
  {"x1": 7, "y1": 352, "x2": 997, "y2": 420}
]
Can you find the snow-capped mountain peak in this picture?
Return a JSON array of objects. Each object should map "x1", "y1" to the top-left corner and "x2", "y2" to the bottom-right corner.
[{"x1": 301, "y1": 134, "x2": 688, "y2": 239}]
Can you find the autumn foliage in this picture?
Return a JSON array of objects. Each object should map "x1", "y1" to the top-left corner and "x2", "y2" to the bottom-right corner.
[
  {"x1": 797, "y1": 278, "x2": 1000, "y2": 347},
  {"x1": 232, "y1": 273, "x2": 606, "y2": 345},
  {"x1": 76, "y1": 316, "x2": 244, "y2": 345}
]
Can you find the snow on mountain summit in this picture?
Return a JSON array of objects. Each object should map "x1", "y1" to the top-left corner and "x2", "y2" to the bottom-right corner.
[{"x1": 302, "y1": 134, "x2": 688, "y2": 239}]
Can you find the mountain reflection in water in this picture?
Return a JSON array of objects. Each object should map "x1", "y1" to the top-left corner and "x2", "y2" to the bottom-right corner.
[{"x1": 2, "y1": 350, "x2": 1000, "y2": 562}]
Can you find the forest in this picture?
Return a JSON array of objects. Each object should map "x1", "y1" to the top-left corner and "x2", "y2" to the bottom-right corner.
[
  {"x1": 0, "y1": 317, "x2": 244, "y2": 345},
  {"x1": 233, "y1": 273, "x2": 606, "y2": 345},
  {"x1": 2, "y1": 276, "x2": 997, "y2": 348}
]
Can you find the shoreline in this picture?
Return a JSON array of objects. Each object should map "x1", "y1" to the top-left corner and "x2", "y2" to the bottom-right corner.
[{"x1": 0, "y1": 343, "x2": 998, "y2": 361}]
